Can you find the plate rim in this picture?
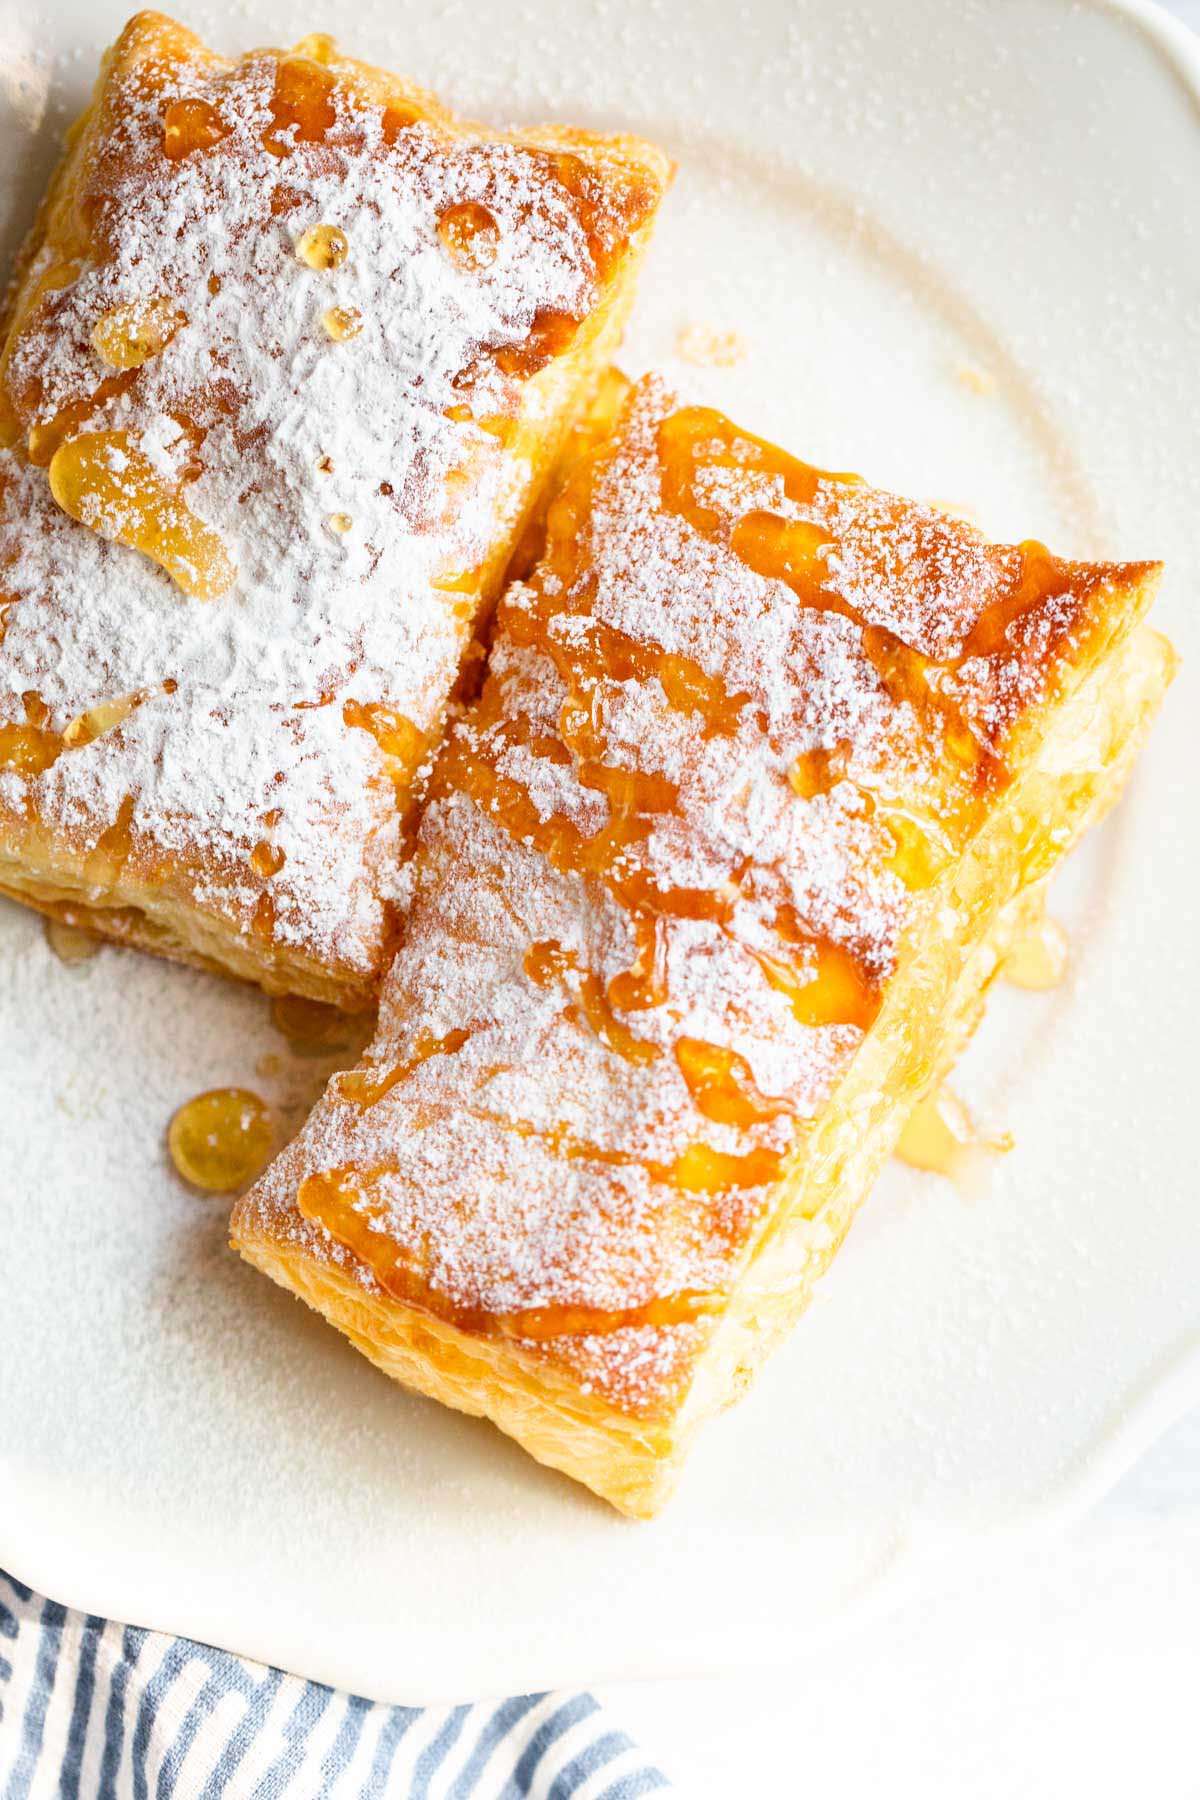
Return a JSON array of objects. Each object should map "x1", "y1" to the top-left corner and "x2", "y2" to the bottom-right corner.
[{"x1": 1, "y1": 0, "x2": 1199, "y2": 1702}]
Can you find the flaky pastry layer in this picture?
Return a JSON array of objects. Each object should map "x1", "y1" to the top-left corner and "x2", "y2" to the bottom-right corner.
[
  {"x1": 0, "y1": 11, "x2": 669, "y2": 1004},
  {"x1": 234, "y1": 376, "x2": 1174, "y2": 1512},
  {"x1": 235, "y1": 625, "x2": 1174, "y2": 1512}
]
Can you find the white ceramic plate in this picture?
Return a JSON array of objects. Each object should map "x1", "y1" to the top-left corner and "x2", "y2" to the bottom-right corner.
[{"x1": 2, "y1": 0, "x2": 1198, "y2": 1704}]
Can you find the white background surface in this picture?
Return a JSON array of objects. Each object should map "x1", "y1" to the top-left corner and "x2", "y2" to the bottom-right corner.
[
  {"x1": 599, "y1": 1411, "x2": 1200, "y2": 1796},
  {"x1": 1, "y1": 0, "x2": 1198, "y2": 1782}
]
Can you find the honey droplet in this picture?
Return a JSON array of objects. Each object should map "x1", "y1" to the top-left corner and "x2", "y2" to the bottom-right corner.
[
  {"x1": 327, "y1": 512, "x2": 352, "y2": 535},
  {"x1": 269, "y1": 993, "x2": 356, "y2": 1054},
  {"x1": 44, "y1": 916, "x2": 100, "y2": 965},
  {"x1": 1003, "y1": 912, "x2": 1068, "y2": 991},
  {"x1": 341, "y1": 698, "x2": 423, "y2": 764},
  {"x1": 48, "y1": 430, "x2": 236, "y2": 600},
  {"x1": 296, "y1": 224, "x2": 348, "y2": 270},
  {"x1": 162, "y1": 97, "x2": 228, "y2": 161},
  {"x1": 437, "y1": 201, "x2": 500, "y2": 272},
  {"x1": 292, "y1": 32, "x2": 338, "y2": 63},
  {"x1": 62, "y1": 688, "x2": 147, "y2": 749},
  {"x1": 250, "y1": 839, "x2": 286, "y2": 877},
  {"x1": 788, "y1": 744, "x2": 845, "y2": 799},
  {"x1": 879, "y1": 809, "x2": 954, "y2": 891},
  {"x1": 92, "y1": 298, "x2": 187, "y2": 371},
  {"x1": 251, "y1": 891, "x2": 276, "y2": 942},
  {"x1": 0, "y1": 720, "x2": 62, "y2": 773},
  {"x1": 321, "y1": 305, "x2": 362, "y2": 341},
  {"x1": 82, "y1": 794, "x2": 135, "y2": 888},
  {"x1": 895, "y1": 1085, "x2": 1011, "y2": 1183},
  {"x1": 167, "y1": 1088, "x2": 274, "y2": 1193},
  {"x1": 750, "y1": 935, "x2": 879, "y2": 1032}
]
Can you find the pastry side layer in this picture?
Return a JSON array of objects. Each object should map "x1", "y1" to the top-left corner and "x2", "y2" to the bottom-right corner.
[
  {"x1": 233, "y1": 377, "x2": 1174, "y2": 1512},
  {"x1": 0, "y1": 11, "x2": 669, "y2": 1003}
]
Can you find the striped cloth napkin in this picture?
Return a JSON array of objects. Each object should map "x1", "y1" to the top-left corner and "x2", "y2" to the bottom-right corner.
[{"x1": 0, "y1": 1571, "x2": 670, "y2": 1798}]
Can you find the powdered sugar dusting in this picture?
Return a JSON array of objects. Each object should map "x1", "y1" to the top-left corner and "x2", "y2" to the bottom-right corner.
[
  {"x1": 0, "y1": 20, "x2": 660, "y2": 991},
  {"x1": 239, "y1": 374, "x2": 1138, "y2": 1414}
]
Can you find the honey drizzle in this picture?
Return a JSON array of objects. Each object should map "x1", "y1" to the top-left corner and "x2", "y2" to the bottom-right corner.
[
  {"x1": 745, "y1": 933, "x2": 880, "y2": 1032},
  {"x1": 0, "y1": 675, "x2": 178, "y2": 781},
  {"x1": 524, "y1": 940, "x2": 660, "y2": 1065},
  {"x1": 341, "y1": 699, "x2": 426, "y2": 816},
  {"x1": 25, "y1": 375, "x2": 137, "y2": 468},
  {"x1": 445, "y1": 402, "x2": 1071, "y2": 1102},
  {"x1": 297, "y1": 1165, "x2": 722, "y2": 1337},
  {"x1": 47, "y1": 429, "x2": 236, "y2": 600},
  {"x1": 656, "y1": 406, "x2": 1016, "y2": 811},
  {"x1": 338, "y1": 1028, "x2": 473, "y2": 1108},
  {"x1": 455, "y1": 1110, "x2": 786, "y2": 1199},
  {"x1": 674, "y1": 1036, "x2": 792, "y2": 1128},
  {"x1": 83, "y1": 794, "x2": 135, "y2": 887},
  {"x1": 437, "y1": 422, "x2": 888, "y2": 1048},
  {"x1": 291, "y1": 387, "x2": 1090, "y2": 1332}
]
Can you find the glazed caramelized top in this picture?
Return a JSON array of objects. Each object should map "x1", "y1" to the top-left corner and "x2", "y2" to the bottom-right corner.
[
  {"x1": 0, "y1": 14, "x2": 663, "y2": 985},
  {"x1": 240, "y1": 375, "x2": 1155, "y2": 1410}
]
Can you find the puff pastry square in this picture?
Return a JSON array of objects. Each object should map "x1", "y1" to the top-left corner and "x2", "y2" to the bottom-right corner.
[
  {"x1": 232, "y1": 374, "x2": 1174, "y2": 1514},
  {"x1": 0, "y1": 11, "x2": 670, "y2": 1005}
]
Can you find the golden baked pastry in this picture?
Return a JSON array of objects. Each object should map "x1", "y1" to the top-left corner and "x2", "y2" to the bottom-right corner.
[
  {"x1": 0, "y1": 12, "x2": 669, "y2": 1006},
  {"x1": 232, "y1": 374, "x2": 1174, "y2": 1515}
]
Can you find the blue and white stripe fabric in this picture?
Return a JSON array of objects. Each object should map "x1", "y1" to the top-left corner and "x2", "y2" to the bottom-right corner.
[{"x1": 0, "y1": 1571, "x2": 670, "y2": 1799}]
